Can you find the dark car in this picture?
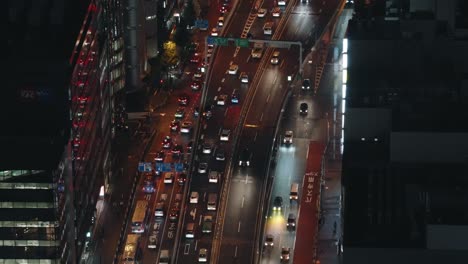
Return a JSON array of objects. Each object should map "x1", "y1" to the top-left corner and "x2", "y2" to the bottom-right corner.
[
  {"x1": 287, "y1": 213, "x2": 296, "y2": 229},
  {"x1": 187, "y1": 141, "x2": 193, "y2": 153},
  {"x1": 177, "y1": 173, "x2": 187, "y2": 186},
  {"x1": 169, "y1": 207, "x2": 180, "y2": 222},
  {"x1": 239, "y1": 148, "x2": 251, "y2": 167},
  {"x1": 301, "y1": 78, "x2": 311, "y2": 90},
  {"x1": 172, "y1": 144, "x2": 183, "y2": 155},
  {"x1": 299, "y1": 103, "x2": 308, "y2": 114},
  {"x1": 191, "y1": 81, "x2": 201, "y2": 91},
  {"x1": 162, "y1": 136, "x2": 172, "y2": 149},
  {"x1": 203, "y1": 104, "x2": 214, "y2": 119},
  {"x1": 155, "y1": 150, "x2": 165, "y2": 162},
  {"x1": 170, "y1": 120, "x2": 180, "y2": 132},
  {"x1": 273, "y1": 196, "x2": 283, "y2": 211},
  {"x1": 178, "y1": 94, "x2": 189, "y2": 106}
]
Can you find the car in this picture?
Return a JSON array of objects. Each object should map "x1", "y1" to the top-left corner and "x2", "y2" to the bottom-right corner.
[
  {"x1": 231, "y1": 93, "x2": 239, "y2": 104},
  {"x1": 207, "y1": 47, "x2": 213, "y2": 58},
  {"x1": 251, "y1": 47, "x2": 263, "y2": 58},
  {"x1": 198, "y1": 248, "x2": 208, "y2": 262},
  {"x1": 187, "y1": 41, "x2": 199, "y2": 53},
  {"x1": 215, "y1": 147, "x2": 225, "y2": 161},
  {"x1": 180, "y1": 121, "x2": 192, "y2": 134},
  {"x1": 281, "y1": 247, "x2": 290, "y2": 261},
  {"x1": 174, "y1": 108, "x2": 185, "y2": 118},
  {"x1": 191, "y1": 81, "x2": 201, "y2": 91},
  {"x1": 283, "y1": 130, "x2": 293, "y2": 144},
  {"x1": 219, "y1": 4, "x2": 229, "y2": 13},
  {"x1": 220, "y1": 129, "x2": 230, "y2": 141},
  {"x1": 300, "y1": 103, "x2": 308, "y2": 114},
  {"x1": 211, "y1": 27, "x2": 218, "y2": 36},
  {"x1": 190, "y1": 192, "x2": 199, "y2": 203},
  {"x1": 278, "y1": 0, "x2": 286, "y2": 6},
  {"x1": 302, "y1": 78, "x2": 311, "y2": 90},
  {"x1": 263, "y1": 22, "x2": 273, "y2": 35},
  {"x1": 164, "y1": 172, "x2": 174, "y2": 184},
  {"x1": 217, "y1": 16, "x2": 224, "y2": 27},
  {"x1": 217, "y1": 94, "x2": 228, "y2": 105},
  {"x1": 193, "y1": 71, "x2": 203, "y2": 79},
  {"x1": 162, "y1": 136, "x2": 172, "y2": 149},
  {"x1": 203, "y1": 104, "x2": 213, "y2": 119},
  {"x1": 178, "y1": 94, "x2": 189, "y2": 106},
  {"x1": 202, "y1": 143, "x2": 212, "y2": 154},
  {"x1": 239, "y1": 148, "x2": 251, "y2": 167},
  {"x1": 209, "y1": 171, "x2": 219, "y2": 183},
  {"x1": 198, "y1": 162, "x2": 208, "y2": 174},
  {"x1": 143, "y1": 175, "x2": 155, "y2": 193},
  {"x1": 148, "y1": 233, "x2": 157, "y2": 249},
  {"x1": 257, "y1": 8, "x2": 267, "y2": 17},
  {"x1": 265, "y1": 234, "x2": 274, "y2": 247},
  {"x1": 240, "y1": 72, "x2": 249, "y2": 83},
  {"x1": 273, "y1": 196, "x2": 283, "y2": 211},
  {"x1": 178, "y1": 173, "x2": 187, "y2": 186},
  {"x1": 228, "y1": 64, "x2": 238, "y2": 75},
  {"x1": 190, "y1": 53, "x2": 201, "y2": 63},
  {"x1": 272, "y1": 7, "x2": 281, "y2": 17},
  {"x1": 271, "y1": 51, "x2": 280, "y2": 65},
  {"x1": 194, "y1": 106, "x2": 200, "y2": 117},
  {"x1": 155, "y1": 150, "x2": 165, "y2": 162},
  {"x1": 169, "y1": 207, "x2": 179, "y2": 222},
  {"x1": 287, "y1": 213, "x2": 296, "y2": 228},
  {"x1": 202, "y1": 215, "x2": 213, "y2": 233},
  {"x1": 187, "y1": 141, "x2": 193, "y2": 153},
  {"x1": 170, "y1": 120, "x2": 180, "y2": 132},
  {"x1": 171, "y1": 144, "x2": 183, "y2": 155}
]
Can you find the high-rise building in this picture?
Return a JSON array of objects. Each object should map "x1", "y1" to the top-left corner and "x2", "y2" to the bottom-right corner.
[
  {"x1": 341, "y1": 1, "x2": 468, "y2": 264},
  {"x1": 4, "y1": 0, "x2": 127, "y2": 263}
]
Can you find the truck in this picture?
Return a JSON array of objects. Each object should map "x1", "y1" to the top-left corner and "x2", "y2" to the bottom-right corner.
[
  {"x1": 251, "y1": 42, "x2": 264, "y2": 59},
  {"x1": 159, "y1": 249, "x2": 170, "y2": 264},
  {"x1": 202, "y1": 215, "x2": 213, "y2": 233}
]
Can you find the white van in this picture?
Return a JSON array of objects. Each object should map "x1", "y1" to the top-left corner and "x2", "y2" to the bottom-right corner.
[{"x1": 290, "y1": 183, "x2": 299, "y2": 201}]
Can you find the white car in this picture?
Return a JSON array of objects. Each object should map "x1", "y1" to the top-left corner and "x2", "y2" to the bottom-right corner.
[
  {"x1": 198, "y1": 163, "x2": 208, "y2": 174},
  {"x1": 199, "y1": 248, "x2": 208, "y2": 262},
  {"x1": 278, "y1": 0, "x2": 286, "y2": 6},
  {"x1": 190, "y1": 192, "x2": 199, "y2": 204},
  {"x1": 257, "y1": 8, "x2": 267, "y2": 17},
  {"x1": 228, "y1": 64, "x2": 238, "y2": 75},
  {"x1": 211, "y1": 28, "x2": 218, "y2": 36},
  {"x1": 217, "y1": 94, "x2": 228, "y2": 105},
  {"x1": 240, "y1": 72, "x2": 249, "y2": 83},
  {"x1": 163, "y1": 172, "x2": 174, "y2": 184},
  {"x1": 263, "y1": 22, "x2": 273, "y2": 35},
  {"x1": 209, "y1": 171, "x2": 219, "y2": 183},
  {"x1": 220, "y1": 129, "x2": 230, "y2": 141},
  {"x1": 202, "y1": 143, "x2": 212, "y2": 154},
  {"x1": 217, "y1": 16, "x2": 224, "y2": 27},
  {"x1": 272, "y1": 7, "x2": 281, "y2": 17},
  {"x1": 180, "y1": 122, "x2": 192, "y2": 133},
  {"x1": 148, "y1": 233, "x2": 157, "y2": 249}
]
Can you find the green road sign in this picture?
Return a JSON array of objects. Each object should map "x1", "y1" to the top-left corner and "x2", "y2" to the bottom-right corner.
[
  {"x1": 235, "y1": 38, "x2": 249, "y2": 47},
  {"x1": 267, "y1": 42, "x2": 291, "y2": 49},
  {"x1": 215, "y1": 37, "x2": 229, "y2": 46}
]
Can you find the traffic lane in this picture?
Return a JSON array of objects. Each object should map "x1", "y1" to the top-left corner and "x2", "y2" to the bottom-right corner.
[
  {"x1": 281, "y1": 5, "x2": 319, "y2": 42},
  {"x1": 218, "y1": 126, "x2": 274, "y2": 263},
  {"x1": 221, "y1": 0, "x2": 257, "y2": 37}
]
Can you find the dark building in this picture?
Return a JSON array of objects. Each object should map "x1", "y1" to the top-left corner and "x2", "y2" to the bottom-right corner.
[
  {"x1": 341, "y1": 1, "x2": 468, "y2": 263},
  {"x1": 2, "y1": 0, "x2": 89, "y2": 262},
  {"x1": 4, "y1": 0, "x2": 126, "y2": 263}
]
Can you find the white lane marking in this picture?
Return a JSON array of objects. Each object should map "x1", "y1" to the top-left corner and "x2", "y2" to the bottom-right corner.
[
  {"x1": 203, "y1": 192, "x2": 207, "y2": 202},
  {"x1": 229, "y1": 61, "x2": 233, "y2": 65},
  {"x1": 245, "y1": 174, "x2": 248, "y2": 184},
  {"x1": 221, "y1": 78, "x2": 225, "y2": 83},
  {"x1": 234, "y1": 246, "x2": 238, "y2": 257},
  {"x1": 266, "y1": 94, "x2": 271, "y2": 103},
  {"x1": 253, "y1": 131, "x2": 258, "y2": 142},
  {"x1": 184, "y1": 244, "x2": 190, "y2": 255},
  {"x1": 273, "y1": 76, "x2": 278, "y2": 84},
  {"x1": 247, "y1": 55, "x2": 251, "y2": 63},
  {"x1": 200, "y1": 134, "x2": 204, "y2": 140},
  {"x1": 225, "y1": 108, "x2": 228, "y2": 116},
  {"x1": 280, "y1": 60, "x2": 285, "y2": 68},
  {"x1": 218, "y1": 127, "x2": 222, "y2": 135},
  {"x1": 199, "y1": 214, "x2": 203, "y2": 225},
  {"x1": 238, "y1": 221, "x2": 241, "y2": 232},
  {"x1": 306, "y1": 144, "x2": 310, "y2": 159},
  {"x1": 218, "y1": 86, "x2": 222, "y2": 92},
  {"x1": 241, "y1": 196, "x2": 245, "y2": 208},
  {"x1": 260, "y1": 113, "x2": 264, "y2": 121},
  {"x1": 195, "y1": 240, "x2": 198, "y2": 250},
  {"x1": 203, "y1": 124, "x2": 207, "y2": 130}
]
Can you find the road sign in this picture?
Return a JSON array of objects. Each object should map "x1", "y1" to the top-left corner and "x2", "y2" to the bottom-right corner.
[
  {"x1": 207, "y1": 36, "x2": 215, "y2": 45},
  {"x1": 215, "y1": 37, "x2": 229, "y2": 46},
  {"x1": 163, "y1": 163, "x2": 172, "y2": 172},
  {"x1": 138, "y1": 162, "x2": 153, "y2": 172},
  {"x1": 174, "y1": 163, "x2": 184, "y2": 172},
  {"x1": 155, "y1": 162, "x2": 163, "y2": 172},
  {"x1": 267, "y1": 41, "x2": 291, "y2": 49},
  {"x1": 195, "y1": 19, "x2": 209, "y2": 29},
  {"x1": 235, "y1": 38, "x2": 249, "y2": 47}
]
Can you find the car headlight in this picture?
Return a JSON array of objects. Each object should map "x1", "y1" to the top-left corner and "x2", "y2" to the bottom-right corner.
[{"x1": 265, "y1": 242, "x2": 268, "y2": 246}]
